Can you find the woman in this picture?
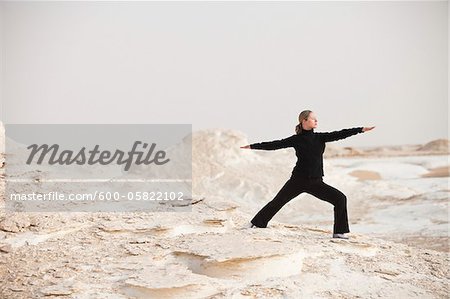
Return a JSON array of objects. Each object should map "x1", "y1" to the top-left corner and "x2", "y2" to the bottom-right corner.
[{"x1": 240, "y1": 110, "x2": 375, "y2": 239}]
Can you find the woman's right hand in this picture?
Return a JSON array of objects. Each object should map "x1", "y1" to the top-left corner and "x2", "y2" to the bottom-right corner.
[{"x1": 240, "y1": 145, "x2": 251, "y2": 149}]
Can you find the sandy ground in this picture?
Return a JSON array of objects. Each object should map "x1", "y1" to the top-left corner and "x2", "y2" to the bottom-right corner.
[{"x1": 0, "y1": 128, "x2": 448, "y2": 298}]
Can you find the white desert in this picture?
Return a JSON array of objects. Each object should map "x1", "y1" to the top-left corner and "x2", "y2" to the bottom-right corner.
[{"x1": 0, "y1": 124, "x2": 448, "y2": 298}]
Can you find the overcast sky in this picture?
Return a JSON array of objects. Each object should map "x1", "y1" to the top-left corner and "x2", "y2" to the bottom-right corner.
[{"x1": 0, "y1": 1, "x2": 448, "y2": 147}]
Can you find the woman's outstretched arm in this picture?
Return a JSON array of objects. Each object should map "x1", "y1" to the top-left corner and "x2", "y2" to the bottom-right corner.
[
  {"x1": 240, "y1": 135, "x2": 296, "y2": 150},
  {"x1": 318, "y1": 126, "x2": 375, "y2": 142}
]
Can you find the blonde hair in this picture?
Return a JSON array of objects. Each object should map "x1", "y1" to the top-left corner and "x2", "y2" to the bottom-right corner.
[{"x1": 295, "y1": 110, "x2": 313, "y2": 134}]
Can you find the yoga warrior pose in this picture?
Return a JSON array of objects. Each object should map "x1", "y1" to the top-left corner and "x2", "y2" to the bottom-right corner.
[{"x1": 240, "y1": 110, "x2": 375, "y2": 239}]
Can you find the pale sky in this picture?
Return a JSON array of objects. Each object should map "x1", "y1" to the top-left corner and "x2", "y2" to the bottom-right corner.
[{"x1": 1, "y1": 1, "x2": 448, "y2": 147}]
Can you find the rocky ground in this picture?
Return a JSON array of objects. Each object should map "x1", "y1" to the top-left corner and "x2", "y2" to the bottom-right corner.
[
  {"x1": 0, "y1": 201, "x2": 448, "y2": 298},
  {"x1": 0, "y1": 128, "x2": 448, "y2": 298}
]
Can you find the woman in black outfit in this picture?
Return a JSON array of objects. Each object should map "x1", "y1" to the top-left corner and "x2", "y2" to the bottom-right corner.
[{"x1": 240, "y1": 110, "x2": 375, "y2": 239}]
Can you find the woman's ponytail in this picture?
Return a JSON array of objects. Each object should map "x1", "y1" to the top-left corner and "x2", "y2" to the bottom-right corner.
[
  {"x1": 295, "y1": 123, "x2": 302, "y2": 134},
  {"x1": 295, "y1": 110, "x2": 312, "y2": 135}
]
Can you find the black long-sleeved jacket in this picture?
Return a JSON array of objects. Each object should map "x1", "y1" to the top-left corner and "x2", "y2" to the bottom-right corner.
[{"x1": 249, "y1": 127, "x2": 364, "y2": 178}]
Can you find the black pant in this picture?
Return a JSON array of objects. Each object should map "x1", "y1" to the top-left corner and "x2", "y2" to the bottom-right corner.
[{"x1": 250, "y1": 175, "x2": 350, "y2": 234}]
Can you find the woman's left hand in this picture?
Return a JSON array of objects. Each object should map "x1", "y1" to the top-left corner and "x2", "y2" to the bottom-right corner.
[{"x1": 362, "y1": 126, "x2": 375, "y2": 132}]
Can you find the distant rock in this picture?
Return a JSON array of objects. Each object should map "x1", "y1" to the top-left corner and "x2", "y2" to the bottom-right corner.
[
  {"x1": 418, "y1": 139, "x2": 449, "y2": 153},
  {"x1": 324, "y1": 145, "x2": 363, "y2": 157}
]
